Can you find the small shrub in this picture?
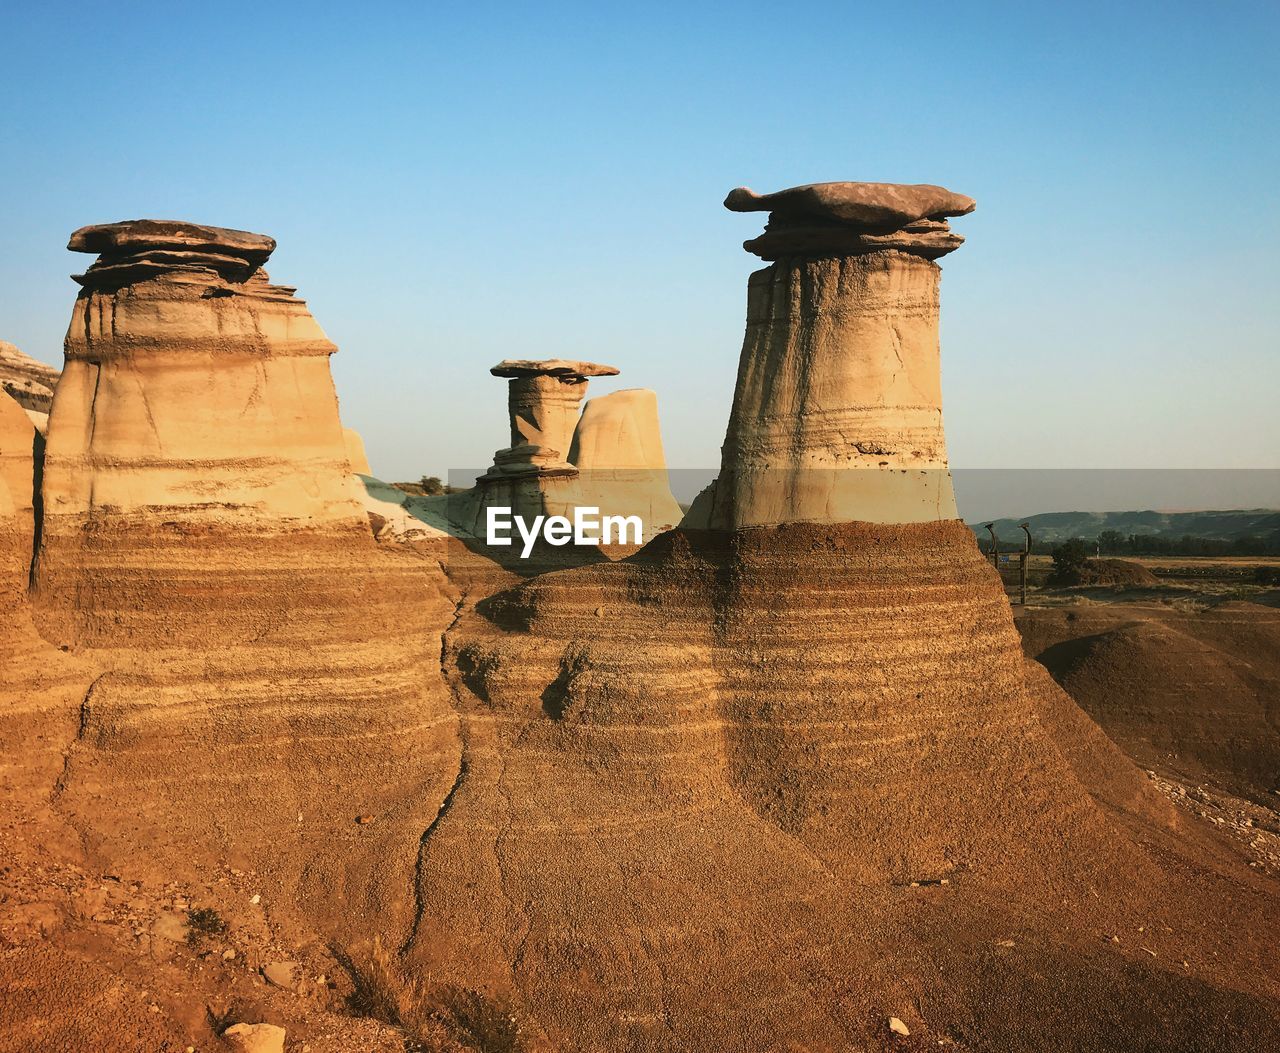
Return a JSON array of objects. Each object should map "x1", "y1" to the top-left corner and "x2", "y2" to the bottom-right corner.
[
  {"x1": 347, "y1": 937, "x2": 525, "y2": 1052},
  {"x1": 436, "y1": 985, "x2": 522, "y2": 1053},
  {"x1": 186, "y1": 906, "x2": 227, "y2": 945}
]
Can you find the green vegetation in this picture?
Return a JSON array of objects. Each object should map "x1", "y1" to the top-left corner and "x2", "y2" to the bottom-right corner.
[{"x1": 185, "y1": 906, "x2": 227, "y2": 944}]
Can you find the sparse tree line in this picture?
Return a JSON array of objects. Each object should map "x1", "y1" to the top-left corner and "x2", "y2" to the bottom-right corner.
[{"x1": 979, "y1": 531, "x2": 1280, "y2": 559}]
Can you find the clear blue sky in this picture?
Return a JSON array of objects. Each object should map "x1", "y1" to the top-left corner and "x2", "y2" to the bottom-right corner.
[{"x1": 2, "y1": 1, "x2": 1276, "y2": 480}]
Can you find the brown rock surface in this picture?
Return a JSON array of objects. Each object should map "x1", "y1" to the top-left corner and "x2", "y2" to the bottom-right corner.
[
  {"x1": 726, "y1": 181, "x2": 975, "y2": 261},
  {"x1": 724, "y1": 181, "x2": 977, "y2": 226},
  {"x1": 37, "y1": 219, "x2": 371, "y2": 638},
  {"x1": 1, "y1": 197, "x2": 1278, "y2": 1053},
  {"x1": 344, "y1": 426, "x2": 373, "y2": 475},
  {"x1": 5, "y1": 223, "x2": 465, "y2": 1053},
  {"x1": 0, "y1": 393, "x2": 38, "y2": 567},
  {"x1": 1019, "y1": 600, "x2": 1280, "y2": 804}
]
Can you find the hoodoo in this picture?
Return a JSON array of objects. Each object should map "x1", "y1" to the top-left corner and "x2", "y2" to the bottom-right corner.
[
  {"x1": 15, "y1": 222, "x2": 464, "y2": 988},
  {"x1": 470, "y1": 358, "x2": 619, "y2": 539},
  {"x1": 44, "y1": 220, "x2": 363, "y2": 527},
  {"x1": 397, "y1": 182, "x2": 1280, "y2": 1050},
  {"x1": 696, "y1": 181, "x2": 974, "y2": 528},
  {"x1": 34, "y1": 220, "x2": 369, "y2": 640}
]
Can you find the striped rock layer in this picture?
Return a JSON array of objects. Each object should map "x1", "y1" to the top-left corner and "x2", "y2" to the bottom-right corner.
[{"x1": 398, "y1": 523, "x2": 1280, "y2": 1049}]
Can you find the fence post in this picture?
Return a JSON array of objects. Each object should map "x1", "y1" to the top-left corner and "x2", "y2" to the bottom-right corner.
[{"x1": 1018, "y1": 523, "x2": 1032, "y2": 605}]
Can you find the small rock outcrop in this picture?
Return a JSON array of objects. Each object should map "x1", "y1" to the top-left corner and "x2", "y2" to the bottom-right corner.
[
  {"x1": 568, "y1": 388, "x2": 683, "y2": 532},
  {"x1": 0, "y1": 340, "x2": 60, "y2": 431},
  {"x1": 692, "y1": 180, "x2": 973, "y2": 528},
  {"x1": 344, "y1": 427, "x2": 372, "y2": 475},
  {"x1": 0, "y1": 394, "x2": 38, "y2": 566},
  {"x1": 223, "y1": 1022, "x2": 286, "y2": 1053}
]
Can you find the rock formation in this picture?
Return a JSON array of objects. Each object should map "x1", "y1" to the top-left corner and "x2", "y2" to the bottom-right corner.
[
  {"x1": 35, "y1": 220, "x2": 373, "y2": 638},
  {"x1": 344, "y1": 426, "x2": 373, "y2": 475},
  {"x1": 44, "y1": 220, "x2": 364, "y2": 528},
  {"x1": 0, "y1": 340, "x2": 59, "y2": 431},
  {"x1": 689, "y1": 181, "x2": 973, "y2": 529},
  {"x1": 0, "y1": 394, "x2": 39, "y2": 568},
  {"x1": 13, "y1": 222, "x2": 464, "y2": 1031},
  {"x1": 471, "y1": 358, "x2": 617, "y2": 520},
  {"x1": 3, "y1": 199, "x2": 1279, "y2": 1053},
  {"x1": 492, "y1": 359, "x2": 619, "y2": 465},
  {"x1": 389, "y1": 182, "x2": 1280, "y2": 1049},
  {"x1": 568, "y1": 388, "x2": 683, "y2": 532}
]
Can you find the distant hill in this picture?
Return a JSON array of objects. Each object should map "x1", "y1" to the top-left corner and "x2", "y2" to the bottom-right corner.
[{"x1": 970, "y1": 509, "x2": 1280, "y2": 545}]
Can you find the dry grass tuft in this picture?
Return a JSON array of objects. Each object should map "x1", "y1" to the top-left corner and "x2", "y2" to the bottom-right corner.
[{"x1": 348, "y1": 937, "x2": 525, "y2": 1053}]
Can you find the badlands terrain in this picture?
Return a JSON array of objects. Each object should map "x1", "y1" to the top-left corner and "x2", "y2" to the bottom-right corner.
[{"x1": 0, "y1": 185, "x2": 1277, "y2": 1052}]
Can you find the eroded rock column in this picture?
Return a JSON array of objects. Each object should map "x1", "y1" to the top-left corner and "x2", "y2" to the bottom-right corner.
[
  {"x1": 35, "y1": 219, "x2": 369, "y2": 640},
  {"x1": 470, "y1": 359, "x2": 617, "y2": 532},
  {"x1": 701, "y1": 181, "x2": 975, "y2": 528}
]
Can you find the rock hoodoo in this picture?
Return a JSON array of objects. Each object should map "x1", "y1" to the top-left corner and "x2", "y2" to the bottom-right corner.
[
  {"x1": 393, "y1": 182, "x2": 1280, "y2": 1049},
  {"x1": 41, "y1": 220, "x2": 364, "y2": 532},
  {"x1": 468, "y1": 361, "x2": 683, "y2": 546},
  {"x1": 5, "y1": 196, "x2": 1279, "y2": 1053},
  {"x1": 484, "y1": 358, "x2": 619, "y2": 474},
  {"x1": 469, "y1": 358, "x2": 618, "y2": 539},
  {"x1": 11, "y1": 221, "x2": 464, "y2": 1020},
  {"x1": 695, "y1": 180, "x2": 972, "y2": 528}
]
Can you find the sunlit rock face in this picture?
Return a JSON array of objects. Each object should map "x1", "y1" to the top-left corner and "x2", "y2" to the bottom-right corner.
[
  {"x1": 0, "y1": 340, "x2": 60, "y2": 432},
  {"x1": 41, "y1": 220, "x2": 364, "y2": 528},
  {"x1": 568, "y1": 387, "x2": 683, "y2": 533},
  {"x1": 391, "y1": 184, "x2": 1280, "y2": 1049},
  {"x1": 343, "y1": 426, "x2": 372, "y2": 475},
  {"x1": 0, "y1": 393, "x2": 39, "y2": 569},
  {"x1": 34, "y1": 220, "x2": 371, "y2": 643},
  {"x1": 465, "y1": 361, "x2": 681, "y2": 547},
  {"x1": 694, "y1": 181, "x2": 974, "y2": 529},
  {"x1": 19, "y1": 221, "x2": 464, "y2": 969}
]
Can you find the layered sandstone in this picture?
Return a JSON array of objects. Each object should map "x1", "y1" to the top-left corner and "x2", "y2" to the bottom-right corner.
[
  {"x1": 691, "y1": 181, "x2": 971, "y2": 528},
  {"x1": 385, "y1": 186, "x2": 1280, "y2": 1048},
  {"x1": 35, "y1": 220, "x2": 372, "y2": 639},
  {"x1": 468, "y1": 359, "x2": 619, "y2": 544},
  {"x1": 4, "y1": 196, "x2": 1279, "y2": 1053},
  {"x1": 43, "y1": 220, "x2": 364, "y2": 528},
  {"x1": 18, "y1": 221, "x2": 465, "y2": 994},
  {"x1": 0, "y1": 340, "x2": 59, "y2": 431},
  {"x1": 0, "y1": 394, "x2": 38, "y2": 567}
]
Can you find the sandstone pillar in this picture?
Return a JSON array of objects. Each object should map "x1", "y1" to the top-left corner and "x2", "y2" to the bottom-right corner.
[
  {"x1": 699, "y1": 181, "x2": 975, "y2": 529},
  {"x1": 41, "y1": 220, "x2": 364, "y2": 528},
  {"x1": 469, "y1": 359, "x2": 618, "y2": 534},
  {"x1": 489, "y1": 358, "x2": 619, "y2": 470},
  {"x1": 34, "y1": 219, "x2": 368, "y2": 640}
]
